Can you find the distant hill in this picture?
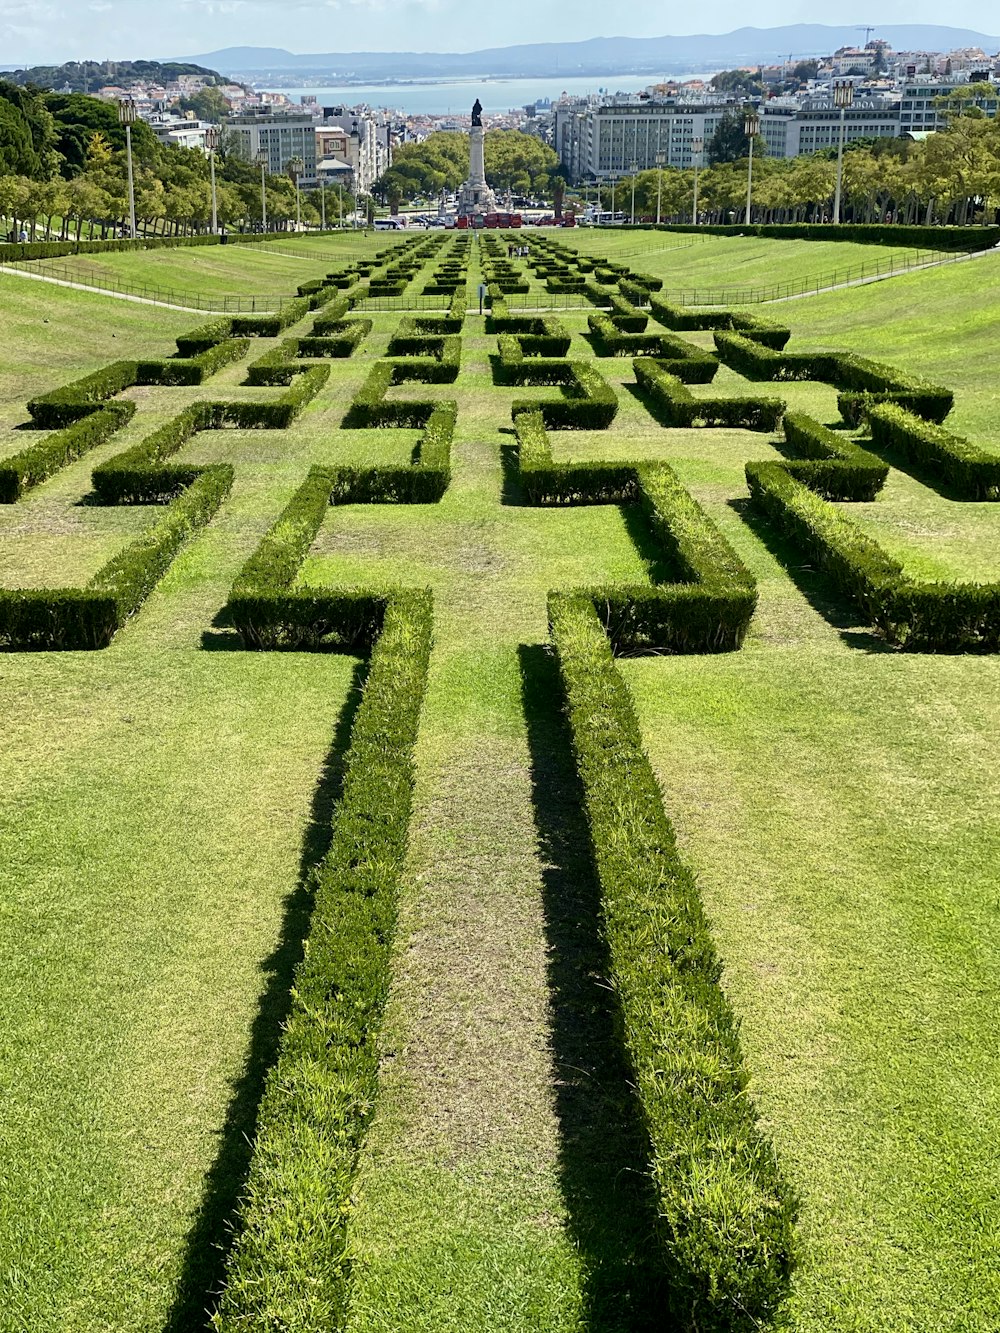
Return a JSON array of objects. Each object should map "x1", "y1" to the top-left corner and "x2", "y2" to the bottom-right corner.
[
  {"x1": 170, "y1": 25, "x2": 1000, "y2": 80},
  {"x1": 6, "y1": 59, "x2": 229, "y2": 92}
]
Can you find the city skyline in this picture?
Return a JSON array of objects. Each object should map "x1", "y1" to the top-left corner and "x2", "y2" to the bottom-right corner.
[{"x1": 2, "y1": 5, "x2": 1000, "y2": 67}]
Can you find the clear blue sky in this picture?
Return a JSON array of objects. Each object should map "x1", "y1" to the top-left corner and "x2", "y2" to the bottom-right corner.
[{"x1": 1, "y1": 2, "x2": 998, "y2": 65}]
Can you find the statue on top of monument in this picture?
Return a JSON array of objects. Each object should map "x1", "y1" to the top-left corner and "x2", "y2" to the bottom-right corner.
[{"x1": 471, "y1": 98, "x2": 483, "y2": 127}]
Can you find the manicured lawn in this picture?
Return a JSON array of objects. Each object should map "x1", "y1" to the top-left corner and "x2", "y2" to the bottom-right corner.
[
  {"x1": 0, "y1": 233, "x2": 998, "y2": 1331},
  {"x1": 561, "y1": 230, "x2": 948, "y2": 299},
  {"x1": 29, "y1": 231, "x2": 397, "y2": 301}
]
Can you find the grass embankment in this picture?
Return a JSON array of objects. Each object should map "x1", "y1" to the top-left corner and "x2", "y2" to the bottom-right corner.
[
  {"x1": 561, "y1": 231, "x2": 949, "y2": 298},
  {"x1": 27, "y1": 232, "x2": 395, "y2": 301}
]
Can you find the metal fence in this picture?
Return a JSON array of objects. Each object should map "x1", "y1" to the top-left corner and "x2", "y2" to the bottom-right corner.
[
  {"x1": 655, "y1": 245, "x2": 974, "y2": 306},
  {"x1": 0, "y1": 257, "x2": 292, "y2": 312}
]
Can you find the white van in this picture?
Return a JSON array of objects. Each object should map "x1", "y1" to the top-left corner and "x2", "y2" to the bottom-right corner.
[{"x1": 374, "y1": 218, "x2": 403, "y2": 231}]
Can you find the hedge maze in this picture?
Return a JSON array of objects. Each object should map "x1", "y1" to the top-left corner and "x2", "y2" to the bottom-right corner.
[{"x1": 4, "y1": 224, "x2": 999, "y2": 1332}]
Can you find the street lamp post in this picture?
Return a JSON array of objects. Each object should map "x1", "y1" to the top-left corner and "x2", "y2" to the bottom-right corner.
[
  {"x1": 205, "y1": 127, "x2": 220, "y2": 234},
  {"x1": 629, "y1": 158, "x2": 638, "y2": 225},
  {"x1": 744, "y1": 109, "x2": 760, "y2": 226},
  {"x1": 833, "y1": 80, "x2": 855, "y2": 225},
  {"x1": 320, "y1": 180, "x2": 326, "y2": 230},
  {"x1": 117, "y1": 99, "x2": 138, "y2": 239},
  {"x1": 610, "y1": 173, "x2": 617, "y2": 223},
  {"x1": 257, "y1": 149, "x2": 268, "y2": 233},
  {"x1": 338, "y1": 182, "x2": 344, "y2": 229},
  {"x1": 655, "y1": 150, "x2": 666, "y2": 224},
  {"x1": 691, "y1": 136, "x2": 704, "y2": 225}
]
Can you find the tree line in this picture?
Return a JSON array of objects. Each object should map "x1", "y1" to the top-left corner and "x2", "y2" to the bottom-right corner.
[
  {"x1": 372, "y1": 129, "x2": 561, "y2": 208},
  {"x1": 0, "y1": 81, "x2": 355, "y2": 240},
  {"x1": 593, "y1": 101, "x2": 1000, "y2": 226}
]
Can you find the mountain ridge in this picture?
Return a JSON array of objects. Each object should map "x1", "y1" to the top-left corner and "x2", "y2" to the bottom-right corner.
[{"x1": 167, "y1": 25, "x2": 1000, "y2": 79}]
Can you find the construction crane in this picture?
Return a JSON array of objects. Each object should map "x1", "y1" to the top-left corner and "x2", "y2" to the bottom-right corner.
[{"x1": 857, "y1": 25, "x2": 876, "y2": 45}]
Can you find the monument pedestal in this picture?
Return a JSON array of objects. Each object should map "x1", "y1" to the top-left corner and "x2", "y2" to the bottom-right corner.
[{"x1": 458, "y1": 122, "x2": 496, "y2": 217}]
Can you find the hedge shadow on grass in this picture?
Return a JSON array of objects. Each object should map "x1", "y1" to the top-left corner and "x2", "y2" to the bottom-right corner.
[
  {"x1": 161, "y1": 659, "x2": 368, "y2": 1333},
  {"x1": 731, "y1": 497, "x2": 890, "y2": 653},
  {"x1": 519, "y1": 644, "x2": 671, "y2": 1332}
]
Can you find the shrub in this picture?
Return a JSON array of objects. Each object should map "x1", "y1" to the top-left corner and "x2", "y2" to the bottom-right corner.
[
  {"x1": 866, "y1": 403, "x2": 1000, "y2": 498},
  {"x1": 135, "y1": 337, "x2": 250, "y2": 386},
  {"x1": 27, "y1": 361, "x2": 139, "y2": 427},
  {"x1": 511, "y1": 362, "x2": 618, "y2": 429},
  {"x1": 781, "y1": 412, "x2": 888, "y2": 500},
  {"x1": 634, "y1": 358, "x2": 784, "y2": 430},
  {"x1": 548, "y1": 592, "x2": 795, "y2": 1327},
  {"x1": 589, "y1": 317, "x2": 718, "y2": 380},
  {"x1": 642, "y1": 222, "x2": 1000, "y2": 251},
  {"x1": 213, "y1": 589, "x2": 431, "y2": 1330},
  {"x1": 92, "y1": 404, "x2": 211, "y2": 503},
  {"x1": 0, "y1": 465, "x2": 231, "y2": 650},
  {"x1": 746, "y1": 460, "x2": 1000, "y2": 650},
  {"x1": 0, "y1": 402, "x2": 135, "y2": 502},
  {"x1": 231, "y1": 297, "x2": 310, "y2": 337},
  {"x1": 310, "y1": 299, "x2": 351, "y2": 331},
  {"x1": 650, "y1": 300, "x2": 791, "y2": 348},
  {"x1": 175, "y1": 317, "x2": 234, "y2": 357},
  {"x1": 205, "y1": 364, "x2": 330, "y2": 429}
]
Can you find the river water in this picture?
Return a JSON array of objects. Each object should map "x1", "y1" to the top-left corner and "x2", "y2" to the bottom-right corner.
[{"x1": 257, "y1": 73, "x2": 707, "y2": 116}]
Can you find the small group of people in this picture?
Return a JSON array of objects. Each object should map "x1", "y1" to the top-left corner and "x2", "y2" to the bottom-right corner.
[
  {"x1": 507, "y1": 244, "x2": 529, "y2": 258},
  {"x1": 8, "y1": 228, "x2": 29, "y2": 244}
]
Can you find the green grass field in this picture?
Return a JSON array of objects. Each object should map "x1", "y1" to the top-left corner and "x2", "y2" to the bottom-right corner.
[
  {"x1": 561, "y1": 230, "x2": 950, "y2": 298},
  {"x1": 0, "y1": 233, "x2": 998, "y2": 1332},
  {"x1": 28, "y1": 232, "x2": 398, "y2": 302}
]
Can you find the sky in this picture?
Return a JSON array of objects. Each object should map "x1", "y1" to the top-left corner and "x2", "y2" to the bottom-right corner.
[{"x1": 1, "y1": 0, "x2": 999, "y2": 65}]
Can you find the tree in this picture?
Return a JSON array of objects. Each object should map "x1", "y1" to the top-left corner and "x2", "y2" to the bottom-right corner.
[
  {"x1": 173, "y1": 86, "x2": 229, "y2": 123},
  {"x1": 792, "y1": 60, "x2": 820, "y2": 83},
  {"x1": 707, "y1": 112, "x2": 764, "y2": 166}
]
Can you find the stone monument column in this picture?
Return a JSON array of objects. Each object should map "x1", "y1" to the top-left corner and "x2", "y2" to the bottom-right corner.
[
  {"x1": 469, "y1": 122, "x2": 487, "y2": 193},
  {"x1": 457, "y1": 96, "x2": 497, "y2": 217}
]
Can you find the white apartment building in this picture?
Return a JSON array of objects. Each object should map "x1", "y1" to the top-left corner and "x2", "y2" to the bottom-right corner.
[
  {"x1": 761, "y1": 95, "x2": 901, "y2": 157},
  {"x1": 226, "y1": 110, "x2": 318, "y2": 184},
  {"x1": 316, "y1": 108, "x2": 392, "y2": 194},
  {"x1": 899, "y1": 77, "x2": 1000, "y2": 133},
  {"x1": 554, "y1": 96, "x2": 741, "y2": 179}
]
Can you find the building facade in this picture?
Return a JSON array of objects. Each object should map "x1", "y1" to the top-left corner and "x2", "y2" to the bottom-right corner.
[
  {"x1": 899, "y1": 79, "x2": 1000, "y2": 133},
  {"x1": 761, "y1": 96, "x2": 901, "y2": 158},
  {"x1": 554, "y1": 96, "x2": 741, "y2": 179},
  {"x1": 226, "y1": 111, "x2": 318, "y2": 184}
]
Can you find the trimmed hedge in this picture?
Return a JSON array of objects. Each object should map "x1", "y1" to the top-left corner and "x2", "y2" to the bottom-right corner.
[
  {"x1": 548, "y1": 592, "x2": 795, "y2": 1327},
  {"x1": 866, "y1": 403, "x2": 1000, "y2": 499},
  {"x1": 135, "y1": 337, "x2": 250, "y2": 386},
  {"x1": 214, "y1": 589, "x2": 431, "y2": 1329},
  {"x1": 344, "y1": 363, "x2": 435, "y2": 428},
  {"x1": 713, "y1": 332, "x2": 954, "y2": 425},
  {"x1": 607, "y1": 292, "x2": 648, "y2": 332},
  {"x1": 0, "y1": 465, "x2": 231, "y2": 650},
  {"x1": 0, "y1": 401, "x2": 135, "y2": 502},
  {"x1": 92, "y1": 403, "x2": 210, "y2": 503},
  {"x1": 27, "y1": 361, "x2": 138, "y2": 427},
  {"x1": 642, "y1": 222, "x2": 1000, "y2": 251},
  {"x1": 588, "y1": 316, "x2": 719, "y2": 380},
  {"x1": 175, "y1": 317, "x2": 233, "y2": 357},
  {"x1": 329, "y1": 401, "x2": 455, "y2": 505},
  {"x1": 650, "y1": 299, "x2": 791, "y2": 348},
  {"x1": 634, "y1": 358, "x2": 784, "y2": 430},
  {"x1": 515, "y1": 408, "x2": 636, "y2": 506},
  {"x1": 782, "y1": 412, "x2": 888, "y2": 501},
  {"x1": 511, "y1": 362, "x2": 618, "y2": 429},
  {"x1": 230, "y1": 298, "x2": 310, "y2": 337},
  {"x1": 746, "y1": 460, "x2": 1000, "y2": 650},
  {"x1": 204, "y1": 364, "x2": 330, "y2": 429}
]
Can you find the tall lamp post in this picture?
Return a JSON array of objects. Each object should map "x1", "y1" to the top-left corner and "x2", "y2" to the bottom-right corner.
[
  {"x1": 610, "y1": 172, "x2": 617, "y2": 223},
  {"x1": 629, "y1": 158, "x2": 638, "y2": 225},
  {"x1": 320, "y1": 179, "x2": 326, "y2": 231},
  {"x1": 691, "y1": 135, "x2": 704, "y2": 225},
  {"x1": 257, "y1": 149, "x2": 268, "y2": 233},
  {"x1": 205, "y1": 126, "x2": 219, "y2": 234},
  {"x1": 655, "y1": 150, "x2": 666, "y2": 225},
  {"x1": 833, "y1": 80, "x2": 855, "y2": 224},
  {"x1": 117, "y1": 98, "x2": 138, "y2": 239},
  {"x1": 743, "y1": 108, "x2": 760, "y2": 226}
]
